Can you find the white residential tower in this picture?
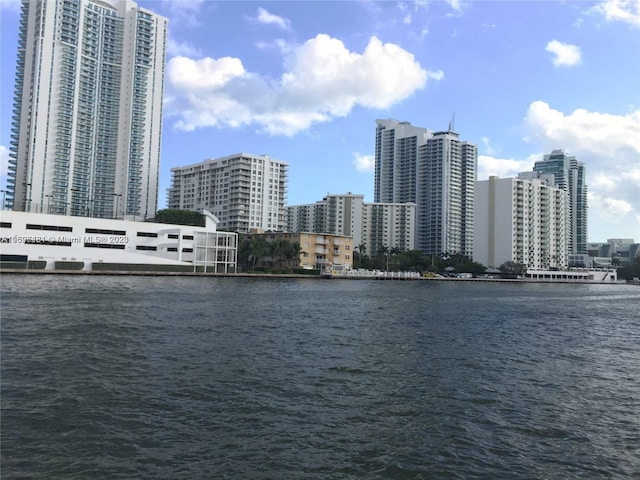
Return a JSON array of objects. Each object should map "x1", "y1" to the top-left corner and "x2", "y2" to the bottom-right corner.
[
  {"x1": 474, "y1": 176, "x2": 568, "y2": 270},
  {"x1": 168, "y1": 153, "x2": 289, "y2": 233},
  {"x1": 8, "y1": 0, "x2": 168, "y2": 220},
  {"x1": 374, "y1": 119, "x2": 476, "y2": 257}
]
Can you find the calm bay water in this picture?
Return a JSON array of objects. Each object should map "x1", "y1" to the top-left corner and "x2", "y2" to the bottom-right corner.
[{"x1": 1, "y1": 275, "x2": 639, "y2": 479}]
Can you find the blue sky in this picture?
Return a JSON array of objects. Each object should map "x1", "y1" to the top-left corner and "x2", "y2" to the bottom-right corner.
[{"x1": 1, "y1": 0, "x2": 639, "y2": 242}]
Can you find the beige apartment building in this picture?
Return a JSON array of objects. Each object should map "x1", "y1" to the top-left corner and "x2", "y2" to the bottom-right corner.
[
  {"x1": 286, "y1": 192, "x2": 415, "y2": 256},
  {"x1": 243, "y1": 231, "x2": 353, "y2": 273}
]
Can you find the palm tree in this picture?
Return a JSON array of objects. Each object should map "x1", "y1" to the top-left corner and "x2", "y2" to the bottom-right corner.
[
  {"x1": 377, "y1": 245, "x2": 389, "y2": 271},
  {"x1": 267, "y1": 239, "x2": 284, "y2": 269},
  {"x1": 354, "y1": 243, "x2": 366, "y2": 269},
  {"x1": 237, "y1": 237, "x2": 253, "y2": 270},
  {"x1": 249, "y1": 237, "x2": 269, "y2": 271},
  {"x1": 389, "y1": 247, "x2": 401, "y2": 271},
  {"x1": 278, "y1": 241, "x2": 299, "y2": 271}
]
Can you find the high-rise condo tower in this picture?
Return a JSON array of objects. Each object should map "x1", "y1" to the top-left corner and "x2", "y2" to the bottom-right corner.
[
  {"x1": 520, "y1": 149, "x2": 588, "y2": 254},
  {"x1": 374, "y1": 119, "x2": 477, "y2": 256},
  {"x1": 8, "y1": 0, "x2": 168, "y2": 220}
]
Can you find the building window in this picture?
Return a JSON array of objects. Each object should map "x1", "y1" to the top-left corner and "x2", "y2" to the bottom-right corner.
[
  {"x1": 26, "y1": 224, "x2": 73, "y2": 232},
  {"x1": 85, "y1": 243, "x2": 126, "y2": 250},
  {"x1": 86, "y1": 228, "x2": 126, "y2": 236},
  {"x1": 136, "y1": 245, "x2": 157, "y2": 251},
  {"x1": 137, "y1": 232, "x2": 158, "y2": 238},
  {"x1": 24, "y1": 240, "x2": 72, "y2": 247}
]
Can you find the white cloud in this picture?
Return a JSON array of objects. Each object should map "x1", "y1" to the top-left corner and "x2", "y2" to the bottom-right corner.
[
  {"x1": 545, "y1": 40, "x2": 582, "y2": 67},
  {"x1": 481, "y1": 136, "x2": 497, "y2": 156},
  {"x1": 524, "y1": 101, "x2": 640, "y2": 158},
  {"x1": 446, "y1": 0, "x2": 463, "y2": 12},
  {"x1": 160, "y1": 0, "x2": 206, "y2": 27},
  {"x1": 168, "y1": 56, "x2": 246, "y2": 91},
  {"x1": 477, "y1": 154, "x2": 539, "y2": 180},
  {"x1": 353, "y1": 153, "x2": 375, "y2": 172},
  {"x1": 166, "y1": 38, "x2": 202, "y2": 58},
  {"x1": 255, "y1": 39, "x2": 293, "y2": 55},
  {"x1": 523, "y1": 101, "x2": 640, "y2": 237},
  {"x1": 590, "y1": 173, "x2": 618, "y2": 191},
  {"x1": 165, "y1": 35, "x2": 438, "y2": 136},
  {"x1": 589, "y1": 192, "x2": 634, "y2": 225},
  {"x1": 593, "y1": 0, "x2": 640, "y2": 27},
  {"x1": 254, "y1": 7, "x2": 290, "y2": 30}
]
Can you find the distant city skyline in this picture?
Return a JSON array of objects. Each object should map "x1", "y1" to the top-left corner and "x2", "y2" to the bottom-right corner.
[{"x1": 1, "y1": 0, "x2": 638, "y2": 241}]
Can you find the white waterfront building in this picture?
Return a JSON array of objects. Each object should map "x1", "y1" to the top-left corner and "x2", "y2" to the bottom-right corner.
[
  {"x1": 474, "y1": 176, "x2": 568, "y2": 270},
  {"x1": 286, "y1": 192, "x2": 416, "y2": 255},
  {"x1": 168, "y1": 153, "x2": 289, "y2": 234},
  {"x1": 374, "y1": 119, "x2": 476, "y2": 256},
  {"x1": 8, "y1": 0, "x2": 168, "y2": 221},
  {"x1": 519, "y1": 149, "x2": 588, "y2": 254},
  {"x1": 361, "y1": 202, "x2": 416, "y2": 255},
  {"x1": 0, "y1": 211, "x2": 237, "y2": 273}
]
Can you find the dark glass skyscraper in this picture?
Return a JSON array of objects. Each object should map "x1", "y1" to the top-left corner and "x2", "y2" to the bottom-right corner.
[{"x1": 531, "y1": 150, "x2": 588, "y2": 254}]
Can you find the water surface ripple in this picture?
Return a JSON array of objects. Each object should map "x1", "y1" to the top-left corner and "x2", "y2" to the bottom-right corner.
[{"x1": 2, "y1": 276, "x2": 639, "y2": 479}]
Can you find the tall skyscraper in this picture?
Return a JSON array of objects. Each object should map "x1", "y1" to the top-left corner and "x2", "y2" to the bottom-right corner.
[
  {"x1": 519, "y1": 149, "x2": 587, "y2": 254},
  {"x1": 374, "y1": 119, "x2": 477, "y2": 256},
  {"x1": 8, "y1": 0, "x2": 168, "y2": 220},
  {"x1": 168, "y1": 153, "x2": 289, "y2": 233}
]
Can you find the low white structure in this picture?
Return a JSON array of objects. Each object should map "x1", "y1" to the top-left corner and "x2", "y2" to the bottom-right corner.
[
  {"x1": 525, "y1": 268, "x2": 617, "y2": 283},
  {"x1": 0, "y1": 211, "x2": 237, "y2": 272}
]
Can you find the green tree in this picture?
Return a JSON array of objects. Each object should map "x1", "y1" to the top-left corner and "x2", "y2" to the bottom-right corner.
[
  {"x1": 375, "y1": 245, "x2": 389, "y2": 271},
  {"x1": 282, "y1": 241, "x2": 301, "y2": 270},
  {"x1": 249, "y1": 237, "x2": 269, "y2": 271},
  {"x1": 153, "y1": 209, "x2": 205, "y2": 226},
  {"x1": 237, "y1": 237, "x2": 253, "y2": 270},
  {"x1": 354, "y1": 244, "x2": 370, "y2": 269},
  {"x1": 499, "y1": 261, "x2": 527, "y2": 278}
]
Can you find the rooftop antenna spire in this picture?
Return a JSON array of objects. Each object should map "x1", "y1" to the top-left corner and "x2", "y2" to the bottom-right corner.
[{"x1": 448, "y1": 111, "x2": 456, "y2": 132}]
